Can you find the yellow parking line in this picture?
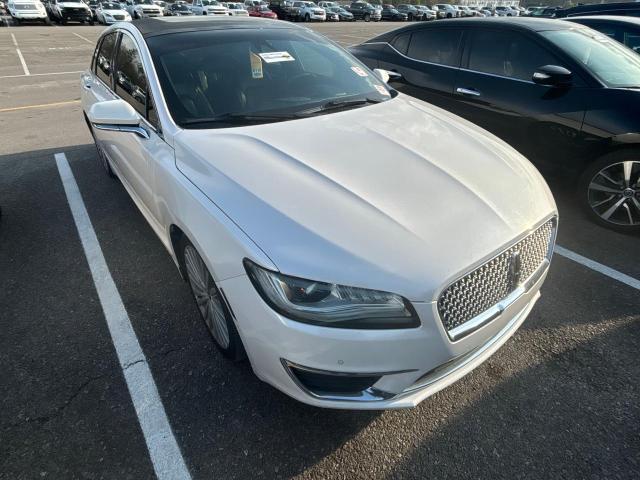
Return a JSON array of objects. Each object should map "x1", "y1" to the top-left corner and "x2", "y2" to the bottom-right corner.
[{"x1": 0, "y1": 100, "x2": 81, "y2": 113}]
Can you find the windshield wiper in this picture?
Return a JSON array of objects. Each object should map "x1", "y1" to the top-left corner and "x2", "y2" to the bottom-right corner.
[
  {"x1": 180, "y1": 112, "x2": 299, "y2": 128},
  {"x1": 297, "y1": 97, "x2": 383, "y2": 116}
]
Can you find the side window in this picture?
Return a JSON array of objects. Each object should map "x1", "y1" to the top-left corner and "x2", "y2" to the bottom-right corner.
[
  {"x1": 468, "y1": 30, "x2": 561, "y2": 81},
  {"x1": 115, "y1": 34, "x2": 149, "y2": 117},
  {"x1": 406, "y1": 28, "x2": 462, "y2": 67},
  {"x1": 623, "y1": 28, "x2": 640, "y2": 52},
  {"x1": 391, "y1": 32, "x2": 411, "y2": 55},
  {"x1": 95, "y1": 33, "x2": 117, "y2": 86}
]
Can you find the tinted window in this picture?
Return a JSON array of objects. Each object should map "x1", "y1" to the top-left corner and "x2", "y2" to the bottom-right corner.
[
  {"x1": 115, "y1": 34, "x2": 149, "y2": 117},
  {"x1": 391, "y1": 32, "x2": 411, "y2": 55},
  {"x1": 406, "y1": 28, "x2": 462, "y2": 66},
  {"x1": 468, "y1": 30, "x2": 559, "y2": 81},
  {"x1": 146, "y1": 28, "x2": 393, "y2": 128},
  {"x1": 543, "y1": 28, "x2": 640, "y2": 87},
  {"x1": 95, "y1": 33, "x2": 117, "y2": 86}
]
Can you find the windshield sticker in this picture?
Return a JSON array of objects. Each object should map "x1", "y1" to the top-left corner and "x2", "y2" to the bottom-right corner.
[
  {"x1": 258, "y1": 51, "x2": 295, "y2": 63},
  {"x1": 250, "y1": 52, "x2": 263, "y2": 79},
  {"x1": 351, "y1": 66, "x2": 368, "y2": 77},
  {"x1": 374, "y1": 84, "x2": 390, "y2": 96}
]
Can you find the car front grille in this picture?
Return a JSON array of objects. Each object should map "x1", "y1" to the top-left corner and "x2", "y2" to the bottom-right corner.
[{"x1": 437, "y1": 218, "x2": 556, "y2": 337}]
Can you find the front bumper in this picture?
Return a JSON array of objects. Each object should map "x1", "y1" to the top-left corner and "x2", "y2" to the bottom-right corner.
[
  {"x1": 220, "y1": 263, "x2": 548, "y2": 409},
  {"x1": 11, "y1": 12, "x2": 48, "y2": 19},
  {"x1": 59, "y1": 8, "x2": 92, "y2": 20}
]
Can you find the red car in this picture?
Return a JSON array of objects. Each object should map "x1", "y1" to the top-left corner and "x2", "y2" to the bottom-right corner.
[{"x1": 248, "y1": 5, "x2": 278, "y2": 18}]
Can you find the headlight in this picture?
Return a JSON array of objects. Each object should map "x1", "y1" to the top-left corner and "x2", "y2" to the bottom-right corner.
[{"x1": 244, "y1": 259, "x2": 419, "y2": 329}]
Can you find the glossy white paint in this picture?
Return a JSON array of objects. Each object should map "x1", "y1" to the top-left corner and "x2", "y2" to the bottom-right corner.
[{"x1": 82, "y1": 20, "x2": 557, "y2": 409}]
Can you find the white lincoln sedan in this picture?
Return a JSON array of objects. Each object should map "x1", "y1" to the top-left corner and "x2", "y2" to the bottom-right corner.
[{"x1": 81, "y1": 17, "x2": 557, "y2": 409}]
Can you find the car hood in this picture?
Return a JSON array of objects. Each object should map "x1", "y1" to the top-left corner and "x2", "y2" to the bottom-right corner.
[{"x1": 175, "y1": 95, "x2": 556, "y2": 301}]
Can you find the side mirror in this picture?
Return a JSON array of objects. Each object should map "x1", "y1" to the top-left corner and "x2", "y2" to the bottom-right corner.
[
  {"x1": 373, "y1": 68, "x2": 402, "y2": 84},
  {"x1": 532, "y1": 65, "x2": 572, "y2": 88},
  {"x1": 87, "y1": 99, "x2": 149, "y2": 139}
]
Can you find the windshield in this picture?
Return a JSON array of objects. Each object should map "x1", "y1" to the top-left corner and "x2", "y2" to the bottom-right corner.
[
  {"x1": 148, "y1": 29, "x2": 393, "y2": 129},
  {"x1": 542, "y1": 28, "x2": 640, "y2": 88},
  {"x1": 100, "y1": 2, "x2": 120, "y2": 8},
  {"x1": 202, "y1": 0, "x2": 219, "y2": 4},
  {"x1": 135, "y1": 0, "x2": 154, "y2": 4}
]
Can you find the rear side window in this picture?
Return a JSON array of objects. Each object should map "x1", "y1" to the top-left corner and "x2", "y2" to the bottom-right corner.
[
  {"x1": 114, "y1": 34, "x2": 149, "y2": 117},
  {"x1": 95, "y1": 33, "x2": 117, "y2": 86},
  {"x1": 468, "y1": 30, "x2": 559, "y2": 81},
  {"x1": 391, "y1": 32, "x2": 411, "y2": 55},
  {"x1": 406, "y1": 28, "x2": 462, "y2": 66}
]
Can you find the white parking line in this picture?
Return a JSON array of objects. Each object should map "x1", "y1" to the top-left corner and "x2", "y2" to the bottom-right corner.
[
  {"x1": 556, "y1": 246, "x2": 640, "y2": 291},
  {"x1": 10, "y1": 33, "x2": 30, "y2": 76},
  {"x1": 0, "y1": 70, "x2": 84, "y2": 79},
  {"x1": 72, "y1": 31, "x2": 93, "y2": 44},
  {"x1": 54, "y1": 153, "x2": 192, "y2": 480}
]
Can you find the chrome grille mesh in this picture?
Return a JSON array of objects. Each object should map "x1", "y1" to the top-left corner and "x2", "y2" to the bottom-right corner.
[{"x1": 437, "y1": 219, "x2": 555, "y2": 333}]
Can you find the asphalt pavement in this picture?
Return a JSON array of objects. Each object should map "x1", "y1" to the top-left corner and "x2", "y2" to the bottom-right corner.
[{"x1": 1, "y1": 20, "x2": 639, "y2": 480}]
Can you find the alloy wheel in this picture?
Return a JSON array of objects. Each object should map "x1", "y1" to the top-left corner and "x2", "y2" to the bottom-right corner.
[
  {"x1": 587, "y1": 160, "x2": 640, "y2": 227},
  {"x1": 184, "y1": 245, "x2": 230, "y2": 349}
]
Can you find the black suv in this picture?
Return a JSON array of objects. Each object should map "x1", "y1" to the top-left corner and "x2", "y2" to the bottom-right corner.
[
  {"x1": 351, "y1": 18, "x2": 640, "y2": 231},
  {"x1": 346, "y1": 2, "x2": 381, "y2": 21}
]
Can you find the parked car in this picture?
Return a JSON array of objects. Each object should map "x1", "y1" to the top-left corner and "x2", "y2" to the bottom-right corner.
[
  {"x1": 565, "y1": 15, "x2": 640, "y2": 53},
  {"x1": 153, "y1": 0, "x2": 166, "y2": 13},
  {"x1": 83, "y1": 16, "x2": 557, "y2": 408},
  {"x1": 396, "y1": 4, "x2": 422, "y2": 21},
  {"x1": 190, "y1": 0, "x2": 228, "y2": 14},
  {"x1": 381, "y1": 4, "x2": 406, "y2": 21},
  {"x1": 124, "y1": 0, "x2": 162, "y2": 18},
  {"x1": 293, "y1": 1, "x2": 325, "y2": 21},
  {"x1": 166, "y1": 2, "x2": 192, "y2": 14},
  {"x1": 268, "y1": 0, "x2": 298, "y2": 20},
  {"x1": 432, "y1": 3, "x2": 456, "y2": 19},
  {"x1": 95, "y1": 0, "x2": 131, "y2": 22},
  {"x1": 247, "y1": 3, "x2": 276, "y2": 17},
  {"x1": 322, "y1": 5, "x2": 338, "y2": 20},
  {"x1": 226, "y1": 1, "x2": 249, "y2": 15},
  {"x1": 346, "y1": 1, "x2": 380, "y2": 21},
  {"x1": 327, "y1": 5, "x2": 350, "y2": 20},
  {"x1": 48, "y1": 0, "x2": 94, "y2": 23},
  {"x1": 456, "y1": 5, "x2": 474, "y2": 17},
  {"x1": 554, "y1": 1, "x2": 640, "y2": 19},
  {"x1": 316, "y1": 0, "x2": 335, "y2": 7},
  {"x1": 494, "y1": 5, "x2": 516, "y2": 16},
  {"x1": 7, "y1": 0, "x2": 50, "y2": 24},
  {"x1": 350, "y1": 18, "x2": 640, "y2": 231},
  {"x1": 415, "y1": 5, "x2": 436, "y2": 20}
]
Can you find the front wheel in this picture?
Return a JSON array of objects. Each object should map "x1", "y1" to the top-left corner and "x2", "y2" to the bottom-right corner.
[
  {"x1": 364, "y1": 12, "x2": 370, "y2": 21},
  {"x1": 305, "y1": 12, "x2": 310, "y2": 21},
  {"x1": 181, "y1": 239, "x2": 246, "y2": 361},
  {"x1": 578, "y1": 151, "x2": 640, "y2": 232}
]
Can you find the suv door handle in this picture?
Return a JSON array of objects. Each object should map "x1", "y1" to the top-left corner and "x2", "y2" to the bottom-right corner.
[{"x1": 456, "y1": 87, "x2": 481, "y2": 97}]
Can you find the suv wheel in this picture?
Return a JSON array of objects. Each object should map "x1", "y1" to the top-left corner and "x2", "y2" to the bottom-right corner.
[
  {"x1": 579, "y1": 151, "x2": 640, "y2": 232},
  {"x1": 305, "y1": 12, "x2": 310, "y2": 21},
  {"x1": 364, "y1": 12, "x2": 370, "y2": 21}
]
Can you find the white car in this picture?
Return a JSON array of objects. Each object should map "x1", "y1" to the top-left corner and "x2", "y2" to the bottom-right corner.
[
  {"x1": 81, "y1": 17, "x2": 557, "y2": 409},
  {"x1": 293, "y1": 0, "x2": 325, "y2": 21},
  {"x1": 225, "y1": 1, "x2": 248, "y2": 15},
  {"x1": 190, "y1": 0, "x2": 228, "y2": 15},
  {"x1": 124, "y1": 0, "x2": 162, "y2": 18},
  {"x1": 95, "y1": 1, "x2": 131, "y2": 23},
  {"x1": 47, "y1": 0, "x2": 94, "y2": 23},
  {"x1": 7, "y1": 0, "x2": 49, "y2": 24}
]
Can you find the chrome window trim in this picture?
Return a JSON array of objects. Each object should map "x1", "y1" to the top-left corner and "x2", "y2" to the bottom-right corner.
[
  {"x1": 458, "y1": 67, "x2": 536, "y2": 84},
  {"x1": 362, "y1": 41, "x2": 462, "y2": 71}
]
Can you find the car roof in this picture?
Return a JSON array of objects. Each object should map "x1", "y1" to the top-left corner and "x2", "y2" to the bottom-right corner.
[
  {"x1": 396, "y1": 17, "x2": 581, "y2": 32},
  {"x1": 133, "y1": 16, "x2": 296, "y2": 37},
  {"x1": 565, "y1": 15, "x2": 640, "y2": 26}
]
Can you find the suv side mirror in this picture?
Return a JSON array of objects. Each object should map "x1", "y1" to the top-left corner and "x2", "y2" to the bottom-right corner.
[{"x1": 532, "y1": 65, "x2": 572, "y2": 88}]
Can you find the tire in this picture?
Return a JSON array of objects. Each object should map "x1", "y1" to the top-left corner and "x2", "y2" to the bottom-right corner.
[
  {"x1": 364, "y1": 12, "x2": 370, "y2": 21},
  {"x1": 577, "y1": 150, "x2": 640, "y2": 232},
  {"x1": 180, "y1": 238, "x2": 246, "y2": 361},
  {"x1": 88, "y1": 19, "x2": 94, "y2": 25},
  {"x1": 44, "y1": 17, "x2": 51, "y2": 25},
  {"x1": 305, "y1": 12, "x2": 310, "y2": 21},
  {"x1": 86, "y1": 118, "x2": 116, "y2": 178}
]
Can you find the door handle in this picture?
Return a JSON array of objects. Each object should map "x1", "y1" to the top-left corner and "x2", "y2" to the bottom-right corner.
[
  {"x1": 83, "y1": 82, "x2": 92, "y2": 90},
  {"x1": 456, "y1": 87, "x2": 481, "y2": 97}
]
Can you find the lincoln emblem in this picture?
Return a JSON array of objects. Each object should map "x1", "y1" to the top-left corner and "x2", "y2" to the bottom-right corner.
[{"x1": 507, "y1": 251, "x2": 522, "y2": 290}]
